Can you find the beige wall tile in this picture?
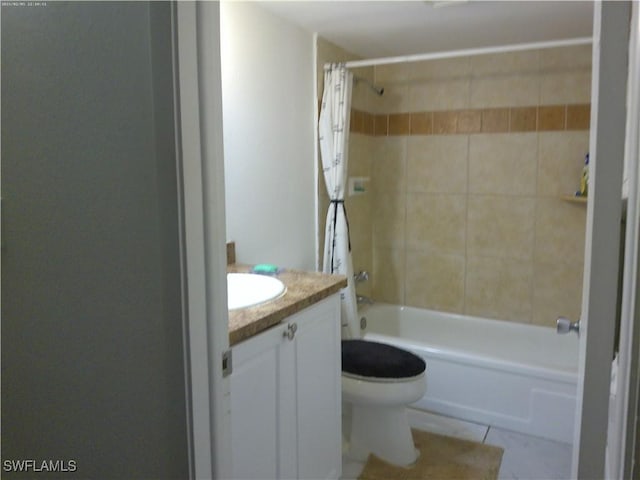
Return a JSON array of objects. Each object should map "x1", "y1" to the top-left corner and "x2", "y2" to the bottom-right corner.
[
  {"x1": 348, "y1": 202, "x2": 372, "y2": 245},
  {"x1": 537, "y1": 131, "x2": 590, "y2": 197},
  {"x1": 373, "y1": 84, "x2": 409, "y2": 114},
  {"x1": 469, "y1": 133, "x2": 538, "y2": 195},
  {"x1": 465, "y1": 256, "x2": 533, "y2": 323},
  {"x1": 348, "y1": 133, "x2": 373, "y2": 177},
  {"x1": 351, "y1": 66, "x2": 375, "y2": 82},
  {"x1": 350, "y1": 207, "x2": 372, "y2": 273},
  {"x1": 350, "y1": 109, "x2": 364, "y2": 134},
  {"x1": 346, "y1": 195, "x2": 371, "y2": 249},
  {"x1": 405, "y1": 250, "x2": 465, "y2": 312},
  {"x1": 349, "y1": 220, "x2": 372, "y2": 259},
  {"x1": 374, "y1": 63, "x2": 411, "y2": 84},
  {"x1": 470, "y1": 74, "x2": 539, "y2": 108},
  {"x1": 409, "y1": 79, "x2": 470, "y2": 111},
  {"x1": 407, "y1": 135, "x2": 468, "y2": 193},
  {"x1": 470, "y1": 50, "x2": 540, "y2": 75},
  {"x1": 352, "y1": 241, "x2": 373, "y2": 276},
  {"x1": 409, "y1": 57, "x2": 471, "y2": 81},
  {"x1": 372, "y1": 137, "x2": 406, "y2": 193},
  {"x1": 347, "y1": 132, "x2": 373, "y2": 297},
  {"x1": 535, "y1": 198, "x2": 587, "y2": 265},
  {"x1": 406, "y1": 193, "x2": 466, "y2": 254},
  {"x1": 540, "y1": 71, "x2": 591, "y2": 105},
  {"x1": 532, "y1": 262, "x2": 583, "y2": 328},
  {"x1": 352, "y1": 82, "x2": 371, "y2": 112},
  {"x1": 336, "y1": 45, "x2": 592, "y2": 328},
  {"x1": 372, "y1": 192, "x2": 405, "y2": 249},
  {"x1": 467, "y1": 195, "x2": 536, "y2": 260},
  {"x1": 372, "y1": 248, "x2": 405, "y2": 304},
  {"x1": 539, "y1": 45, "x2": 592, "y2": 71},
  {"x1": 352, "y1": 67, "x2": 377, "y2": 111}
]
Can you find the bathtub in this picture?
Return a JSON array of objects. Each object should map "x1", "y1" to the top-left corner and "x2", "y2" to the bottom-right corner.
[{"x1": 360, "y1": 303, "x2": 579, "y2": 443}]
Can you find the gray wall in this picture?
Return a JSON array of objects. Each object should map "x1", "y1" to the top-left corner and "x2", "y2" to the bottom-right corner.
[{"x1": 1, "y1": 2, "x2": 190, "y2": 478}]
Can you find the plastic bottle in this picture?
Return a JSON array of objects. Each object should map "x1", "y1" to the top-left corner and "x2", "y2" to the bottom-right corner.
[{"x1": 579, "y1": 153, "x2": 589, "y2": 197}]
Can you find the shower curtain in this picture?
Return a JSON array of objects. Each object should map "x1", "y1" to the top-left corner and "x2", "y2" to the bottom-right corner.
[{"x1": 319, "y1": 63, "x2": 359, "y2": 337}]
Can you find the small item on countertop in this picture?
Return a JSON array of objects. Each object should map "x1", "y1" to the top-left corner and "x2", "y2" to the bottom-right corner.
[
  {"x1": 577, "y1": 153, "x2": 589, "y2": 197},
  {"x1": 251, "y1": 264, "x2": 281, "y2": 276}
]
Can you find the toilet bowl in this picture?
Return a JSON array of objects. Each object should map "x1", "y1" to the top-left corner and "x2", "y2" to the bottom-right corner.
[{"x1": 341, "y1": 339, "x2": 427, "y2": 466}]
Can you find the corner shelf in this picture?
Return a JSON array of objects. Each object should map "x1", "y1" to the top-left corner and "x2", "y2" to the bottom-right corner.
[{"x1": 561, "y1": 195, "x2": 588, "y2": 204}]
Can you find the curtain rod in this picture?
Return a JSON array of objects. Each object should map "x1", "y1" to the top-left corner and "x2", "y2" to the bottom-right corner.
[{"x1": 324, "y1": 37, "x2": 592, "y2": 70}]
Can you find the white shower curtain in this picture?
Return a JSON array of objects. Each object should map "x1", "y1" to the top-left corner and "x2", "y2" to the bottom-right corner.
[{"x1": 319, "y1": 64, "x2": 359, "y2": 337}]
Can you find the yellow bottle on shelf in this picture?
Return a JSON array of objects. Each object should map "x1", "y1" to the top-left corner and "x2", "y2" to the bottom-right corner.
[{"x1": 579, "y1": 153, "x2": 589, "y2": 197}]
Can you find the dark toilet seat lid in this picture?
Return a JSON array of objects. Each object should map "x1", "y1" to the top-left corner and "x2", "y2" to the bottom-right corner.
[{"x1": 342, "y1": 339, "x2": 426, "y2": 379}]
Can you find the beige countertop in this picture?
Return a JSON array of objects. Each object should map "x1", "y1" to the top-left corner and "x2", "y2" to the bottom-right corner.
[{"x1": 227, "y1": 264, "x2": 347, "y2": 346}]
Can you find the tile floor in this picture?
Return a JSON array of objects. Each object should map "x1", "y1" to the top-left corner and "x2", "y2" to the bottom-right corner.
[{"x1": 342, "y1": 409, "x2": 573, "y2": 480}]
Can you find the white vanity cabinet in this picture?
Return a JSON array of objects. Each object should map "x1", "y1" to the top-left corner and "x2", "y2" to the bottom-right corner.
[{"x1": 229, "y1": 294, "x2": 342, "y2": 480}]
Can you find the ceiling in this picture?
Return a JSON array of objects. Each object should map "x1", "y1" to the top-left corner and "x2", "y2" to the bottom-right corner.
[{"x1": 258, "y1": 1, "x2": 594, "y2": 59}]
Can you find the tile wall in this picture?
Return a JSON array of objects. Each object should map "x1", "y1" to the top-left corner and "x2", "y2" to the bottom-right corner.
[{"x1": 319, "y1": 40, "x2": 591, "y2": 327}]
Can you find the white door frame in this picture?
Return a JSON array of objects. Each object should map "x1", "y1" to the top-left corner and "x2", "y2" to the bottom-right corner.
[
  {"x1": 174, "y1": 1, "x2": 639, "y2": 478},
  {"x1": 611, "y1": 2, "x2": 640, "y2": 478},
  {"x1": 573, "y1": 1, "x2": 630, "y2": 477},
  {"x1": 175, "y1": 2, "x2": 232, "y2": 478}
]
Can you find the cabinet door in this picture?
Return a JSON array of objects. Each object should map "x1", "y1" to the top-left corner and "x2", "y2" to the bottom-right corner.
[
  {"x1": 292, "y1": 296, "x2": 342, "y2": 480},
  {"x1": 230, "y1": 322, "x2": 293, "y2": 479},
  {"x1": 230, "y1": 294, "x2": 342, "y2": 480}
]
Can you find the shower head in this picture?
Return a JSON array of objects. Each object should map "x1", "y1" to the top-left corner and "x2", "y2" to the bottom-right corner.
[{"x1": 354, "y1": 75, "x2": 384, "y2": 96}]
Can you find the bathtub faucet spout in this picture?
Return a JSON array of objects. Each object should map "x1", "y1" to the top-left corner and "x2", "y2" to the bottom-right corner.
[
  {"x1": 354, "y1": 271, "x2": 369, "y2": 283},
  {"x1": 357, "y1": 294, "x2": 374, "y2": 305}
]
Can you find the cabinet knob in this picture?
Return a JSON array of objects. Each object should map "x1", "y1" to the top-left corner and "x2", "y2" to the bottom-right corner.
[{"x1": 283, "y1": 322, "x2": 297, "y2": 341}]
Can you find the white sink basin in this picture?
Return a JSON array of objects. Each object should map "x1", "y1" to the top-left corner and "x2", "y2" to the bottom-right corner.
[{"x1": 227, "y1": 273, "x2": 286, "y2": 310}]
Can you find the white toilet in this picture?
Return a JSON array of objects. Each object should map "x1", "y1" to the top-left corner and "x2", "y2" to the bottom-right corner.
[{"x1": 341, "y1": 337, "x2": 427, "y2": 466}]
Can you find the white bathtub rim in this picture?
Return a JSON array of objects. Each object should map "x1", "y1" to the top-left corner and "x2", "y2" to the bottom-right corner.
[
  {"x1": 359, "y1": 302, "x2": 579, "y2": 384},
  {"x1": 364, "y1": 332, "x2": 578, "y2": 385},
  {"x1": 358, "y1": 302, "x2": 571, "y2": 336}
]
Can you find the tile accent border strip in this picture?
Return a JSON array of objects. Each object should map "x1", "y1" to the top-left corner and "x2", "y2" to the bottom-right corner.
[{"x1": 351, "y1": 104, "x2": 590, "y2": 136}]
